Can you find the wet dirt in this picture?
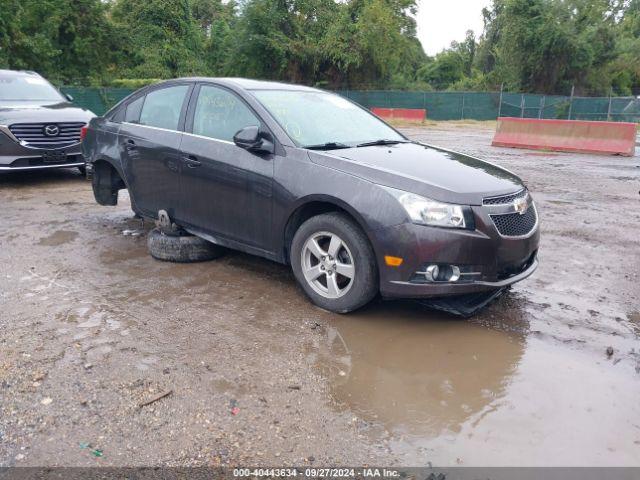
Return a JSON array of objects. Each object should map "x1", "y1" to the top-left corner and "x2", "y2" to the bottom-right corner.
[{"x1": 1, "y1": 124, "x2": 639, "y2": 467}]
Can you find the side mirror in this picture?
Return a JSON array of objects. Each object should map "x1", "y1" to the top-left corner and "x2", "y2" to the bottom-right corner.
[
  {"x1": 233, "y1": 126, "x2": 274, "y2": 155},
  {"x1": 65, "y1": 93, "x2": 74, "y2": 102}
]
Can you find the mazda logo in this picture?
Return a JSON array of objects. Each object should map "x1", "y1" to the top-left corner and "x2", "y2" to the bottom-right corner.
[{"x1": 44, "y1": 124, "x2": 59, "y2": 137}]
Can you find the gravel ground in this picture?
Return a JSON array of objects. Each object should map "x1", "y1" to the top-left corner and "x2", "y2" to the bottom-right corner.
[{"x1": 1, "y1": 123, "x2": 639, "y2": 467}]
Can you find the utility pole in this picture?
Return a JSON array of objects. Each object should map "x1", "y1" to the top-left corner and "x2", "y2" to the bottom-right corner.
[
  {"x1": 539, "y1": 96, "x2": 546, "y2": 119},
  {"x1": 520, "y1": 94, "x2": 525, "y2": 118},
  {"x1": 497, "y1": 83, "x2": 504, "y2": 118},
  {"x1": 607, "y1": 88, "x2": 613, "y2": 122}
]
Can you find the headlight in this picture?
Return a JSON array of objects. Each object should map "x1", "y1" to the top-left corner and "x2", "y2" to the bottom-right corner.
[{"x1": 385, "y1": 187, "x2": 472, "y2": 229}]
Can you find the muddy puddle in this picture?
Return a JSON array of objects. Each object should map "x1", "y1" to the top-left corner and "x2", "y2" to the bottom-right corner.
[{"x1": 312, "y1": 301, "x2": 640, "y2": 466}]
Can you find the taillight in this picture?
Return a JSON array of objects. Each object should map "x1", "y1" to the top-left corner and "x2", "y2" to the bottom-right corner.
[{"x1": 80, "y1": 125, "x2": 88, "y2": 141}]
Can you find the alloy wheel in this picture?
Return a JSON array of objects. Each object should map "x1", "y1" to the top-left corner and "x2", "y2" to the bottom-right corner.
[{"x1": 301, "y1": 231, "x2": 355, "y2": 299}]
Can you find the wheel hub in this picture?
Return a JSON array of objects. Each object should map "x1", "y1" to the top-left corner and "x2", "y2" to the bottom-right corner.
[{"x1": 301, "y1": 231, "x2": 355, "y2": 299}]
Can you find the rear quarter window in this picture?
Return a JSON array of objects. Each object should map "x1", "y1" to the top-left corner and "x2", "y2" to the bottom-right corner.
[{"x1": 124, "y1": 96, "x2": 144, "y2": 123}]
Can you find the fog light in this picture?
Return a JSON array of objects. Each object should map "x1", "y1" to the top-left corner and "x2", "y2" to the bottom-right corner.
[
  {"x1": 418, "y1": 264, "x2": 461, "y2": 283},
  {"x1": 447, "y1": 265, "x2": 461, "y2": 282},
  {"x1": 424, "y1": 265, "x2": 439, "y2": 282}
]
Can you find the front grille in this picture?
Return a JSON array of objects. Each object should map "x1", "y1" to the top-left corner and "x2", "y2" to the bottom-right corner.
[
  {"x1": 490, "y1": 206, "x2": 537, "y2": 236},
  {"x1": 9, "y1": 122, "x2": 85, "y2": 148},
  {"x1": 9, "y1": 155, "x2": 82, "y2": 168},
  {"x1": 483, "y1": 189, "x2": 528, "y2": 205}
]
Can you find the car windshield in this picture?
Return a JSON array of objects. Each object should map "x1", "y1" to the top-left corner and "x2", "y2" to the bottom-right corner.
[
  {"x1": 251, "y1": 89, "x2": 405, "y2": 148},
  {"x1": 0, "y1": 74, "x2": 64, "y2": 101}
]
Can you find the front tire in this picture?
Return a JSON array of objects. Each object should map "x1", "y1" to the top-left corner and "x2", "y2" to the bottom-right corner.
[{"x1": 291, "y1": 212, "x2": 378, "y2": 313}]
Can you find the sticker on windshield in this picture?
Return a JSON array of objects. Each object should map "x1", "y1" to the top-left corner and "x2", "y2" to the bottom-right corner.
[{"x1": 285, "y1": 121, "x2": 302, "y2": 139}]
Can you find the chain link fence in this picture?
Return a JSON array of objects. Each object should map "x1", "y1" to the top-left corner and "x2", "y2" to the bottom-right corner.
[
  {"x1": 62, "y1": 86, "x2": 640, "y2": 123},
  {"x1": 61, "y1": 86, "x2": 134, "y2": 116}
]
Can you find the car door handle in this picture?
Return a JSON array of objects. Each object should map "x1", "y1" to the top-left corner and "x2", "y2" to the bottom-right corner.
[
  {"x1": 183, "y1": 155, "x2": 201, "y2": 168},
  {"x1": 124, "y1": 139, "x2": 136, "y2": 151}
]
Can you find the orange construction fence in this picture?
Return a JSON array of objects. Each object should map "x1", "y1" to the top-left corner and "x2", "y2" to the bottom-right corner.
[{"x1": 492, "y1": 117, "x2": 636, "y2": 157}]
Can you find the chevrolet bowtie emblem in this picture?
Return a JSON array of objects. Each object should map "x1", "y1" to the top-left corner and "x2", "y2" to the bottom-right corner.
[{"x1": 513, "y1": 196, "x2": 528, "y2": 215}]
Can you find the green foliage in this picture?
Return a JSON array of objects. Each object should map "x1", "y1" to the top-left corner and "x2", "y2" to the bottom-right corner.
[
  {"x1": 110, "y1": 0, "x2": 205, "y2": 78},
  {"x1": 0, "y1": 0, "x2": 638, "y2": 94},
  {"x1": 0, "y1": 0, "x2": 118, "y2": 84},
  {"x1": 108, "y1": 78, "x2": 163, "y2": 89},
  {"x1": 475, "y1": 0, "x2": 639, "y2": 95}
]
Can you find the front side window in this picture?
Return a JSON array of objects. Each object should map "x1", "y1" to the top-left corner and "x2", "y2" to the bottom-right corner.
[
  {"x1": 139, "y1": 85, "x2": 189, "y2": 131},
  {"x1": 192, "y1": 85, "x2": 260, "y2": 142},
  {"x1": 252, "y1": 90, "x2": 404, "y2": 147},
  {"x1": 0, "y1": 73, "x2": 64, "y2": 102}
]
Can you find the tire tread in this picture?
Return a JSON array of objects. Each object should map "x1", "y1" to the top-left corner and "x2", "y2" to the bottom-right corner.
[
  {"x1": 147, "y1": 228, "x2": 225, "y2": 263},
  {"x1": 290, "y1": 212, "x2": 378, "y2": 313}
]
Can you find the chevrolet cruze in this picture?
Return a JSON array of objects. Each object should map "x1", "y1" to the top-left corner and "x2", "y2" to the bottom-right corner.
[
  {"x1": 82, "y1": 78, "x2": 539, "y2": 313},
  {"x1": 0, "y1": 69, "x2": 94, "y2": 172}
]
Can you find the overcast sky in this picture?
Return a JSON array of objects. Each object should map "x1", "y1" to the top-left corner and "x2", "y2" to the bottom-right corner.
[{"x1": 415, "y1": 0, "x2": 492, "y2": 55}]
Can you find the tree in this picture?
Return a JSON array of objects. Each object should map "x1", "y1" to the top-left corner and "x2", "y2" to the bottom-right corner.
[
  {"x1": 1, "y1": 0, "x2": 637, "y2": 93},
  {"x1": 0, "y1": 0, "x2": 117, "y2": 84},
  {"x1": 472, "y1": 0, "x2": 633, "y2": 94},
  {"x1": 110, "y1": 0, "x2": 205, "y2": 78}
]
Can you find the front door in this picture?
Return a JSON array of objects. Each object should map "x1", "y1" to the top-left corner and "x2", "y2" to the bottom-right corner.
[
  {"x1": 119, "y1": 84, "x2": 191, "y2": 219},
  {"x1": 178, "y1": 84, "x2": 274, "y2": 252}
]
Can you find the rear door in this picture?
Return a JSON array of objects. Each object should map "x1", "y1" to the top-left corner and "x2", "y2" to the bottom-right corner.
[
  {"x1": 118, "y1": 83, "x2": 193, "y2": 218},
  {"x1": 178, "y1": 84, "x2": 274, "y2": 251}
]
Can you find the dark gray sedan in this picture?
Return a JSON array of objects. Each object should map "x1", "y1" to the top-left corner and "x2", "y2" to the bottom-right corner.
[
  {"x1": 0, "y1": 69, "x2": 94, "y2": 172},
  {"x1": 82, "y1": 78, "x2": 539, "y2": 313}
]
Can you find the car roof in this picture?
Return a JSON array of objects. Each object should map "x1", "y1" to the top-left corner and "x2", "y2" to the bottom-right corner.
[
  {"x1": 0, "y1": 69, "x2": 41, "y2": 77},
  {"x1": 169, "y1": 77, "x2": 323, "y2": 93}
]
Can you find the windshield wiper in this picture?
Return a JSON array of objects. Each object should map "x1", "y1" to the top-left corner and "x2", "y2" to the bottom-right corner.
[
  {"x1": 303, "y1": 142, "x2": 351, "y2": 151},
  {"x1": 356, "y1": 139, "x2": 408, "y2": 147}
]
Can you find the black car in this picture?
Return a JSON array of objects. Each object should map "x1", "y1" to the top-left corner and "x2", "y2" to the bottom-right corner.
[
  {"x1": 83, "y1": 78, "x2": 539, "y2": 313},
  {"x1": 0, "y1": 69, "x2": 94, "y2": 172}
]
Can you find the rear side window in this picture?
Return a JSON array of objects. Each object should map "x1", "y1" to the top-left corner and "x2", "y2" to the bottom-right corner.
[
  {"x1": 139, "y1": 85, "x2": 189, "y2": 131},
  {"x1": 192, "y1": 85, "x2": 260, "y2": 142},
  {"x1": 124, "y1": 96, "x2": 144, "y2": 123}
]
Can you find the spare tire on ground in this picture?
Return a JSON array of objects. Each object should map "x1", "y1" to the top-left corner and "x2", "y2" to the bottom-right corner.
[{"x1": 147, "y1": 228, "x2": 225, "y2": 263}]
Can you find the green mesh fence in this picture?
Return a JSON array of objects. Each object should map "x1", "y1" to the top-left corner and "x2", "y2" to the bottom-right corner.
[
  {"x1": 60, "y1": 86, "x2": 134, "y2": 115},
  {"x1": 62, "y1": 86, "x2": 640, "y2": 123},
  {"x1": 342, "y1": 90, "x2": 639, "y2": 122}
]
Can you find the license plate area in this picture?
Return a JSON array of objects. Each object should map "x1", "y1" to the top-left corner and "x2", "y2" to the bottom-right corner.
[{"x1": 42, "y1": 150, "x2": 67, "y2": 163}]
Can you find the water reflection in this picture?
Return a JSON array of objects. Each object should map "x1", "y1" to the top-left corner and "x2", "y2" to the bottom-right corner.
[{"x1": 313, "y1": 300, "x2": 526, "y2": 438}]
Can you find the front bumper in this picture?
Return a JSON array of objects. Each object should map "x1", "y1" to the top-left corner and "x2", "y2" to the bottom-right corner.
[
  {"x1": 0, "y1": 128, "x2": 84, "y2": 171},
  {"x1": 374, "y1": 205, "x2": 540, "y2": 299}
]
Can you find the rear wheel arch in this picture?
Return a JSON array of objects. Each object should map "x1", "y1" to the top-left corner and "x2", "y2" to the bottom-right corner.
[{"x1": 91, "y1": 159, "x2": 127, "y2": 206}]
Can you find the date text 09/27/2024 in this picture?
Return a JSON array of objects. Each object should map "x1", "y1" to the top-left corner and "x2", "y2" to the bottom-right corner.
[{"x1": 233, "y1": 468, "x2": 402, "y2": 478}]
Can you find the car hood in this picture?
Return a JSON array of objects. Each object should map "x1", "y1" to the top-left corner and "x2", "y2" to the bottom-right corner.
[
  {"x1": 0, "y1": 101, "x2": 95, "y2": 125},
  {"x1": 308, "y1": 142, "x2": 524, "y2": 205}
]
